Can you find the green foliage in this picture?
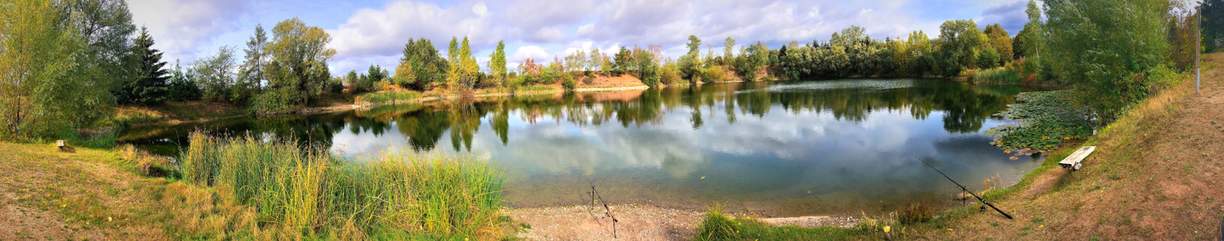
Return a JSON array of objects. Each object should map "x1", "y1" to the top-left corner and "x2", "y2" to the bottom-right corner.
[
  {"x1": 695, "y1": 210, "x2": 868, "y2": 241},
  {"x1": 631, "y1": 48, "x2": 661, "y2": 87},
  {"x1": 734, "y1": 42, "x2": 770, "y2": 81},
  {"x1": 490, "y1": 41, "x2": 507, "y2": 87},
  {"x1": 395, "y1": 38, "x2": 447, "y2": 90},
  {"x1": 262, "y1": 18, "x2": 334, "y2": 112},
  {"x1": 234, "y1": 25, "x2": 268, "y2": 105},
  {"x1": 1018, "y1": 0, "x2": 1045, "y2": 77},
  {"x1": 166, "y1": 62, "x2": 201, "y2": 101},
  {"x1": 988, "y1": 91, "x2": 1093, "y2": 151},
  {"x1": 1205, "y1": 0, "x2": 1223, "y2": 52},
  {"x1": 1045, "y1": 0, "x2": 1170, "y2": 121},
  {"x1": 937, "y1": 19, "x2": 992, "y2": 76},
  {"x1": 357, "y1": 91, "x2": 421, "y2": 106},
  {"x1": 118, "y1": 28, "x2": 170, "y2": 105},
  {"x1": 612, "y1": 47, "x2": 632, "y2": 75},
  {"x1": 179, "y1": 131, "x2": 507, "y2": 239},
  {"x1": 456, "y1": 37, "x2": 479, "y2": 89},
  {"x1": 984, "y1": 23, "x2": 1014, "y2": 65},
  {"x1": 660, "y1": 62, "x2": 683, "y2": 85},
  {"x1": 193, "y1": 47, "x2": 237, "y2": 103},
  {"x1": 0, "y1": 0, "x2": 111, "y2": 139},
  {"x1": 679, "y1": 35, "x2": 703, "y2": 81},
  {"x1": 63, "y1": 0, "x2": 135, "y2": 107},
  {"x1": 971, "y1": 67, "x2": 1022, "y2": 84}
]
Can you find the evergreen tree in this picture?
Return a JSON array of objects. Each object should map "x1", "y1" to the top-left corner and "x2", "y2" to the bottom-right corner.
[
  {"x1": 234, "y1": 25, "x2": 268, "y2": 104},
  {"x1": 121, "y1": 27, "x2": 170, "y2": 105}
]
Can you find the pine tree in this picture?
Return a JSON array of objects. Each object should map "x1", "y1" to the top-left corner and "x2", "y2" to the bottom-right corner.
[
  {"x1": 234, "y1": 24, "x2": 268, "y2": 104},
  {"x1": 122, "y1": 27, "x2": 170, "y2": 105}
]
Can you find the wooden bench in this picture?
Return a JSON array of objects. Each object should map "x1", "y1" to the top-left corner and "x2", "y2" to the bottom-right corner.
[{"x1": 1059, "y1": 146, "x2": 1095, "y2": 171}]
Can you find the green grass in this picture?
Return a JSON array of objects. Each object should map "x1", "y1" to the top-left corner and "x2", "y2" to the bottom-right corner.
[
  {"x1": 179, "y1": 131, "x2": 509, "y2": 240},
  {"x1": 358, "y1": 90, "x2": 423, "y2": 105},
  {"x1": 694, "y1": 209, "x2": 872, "y2": 241}
]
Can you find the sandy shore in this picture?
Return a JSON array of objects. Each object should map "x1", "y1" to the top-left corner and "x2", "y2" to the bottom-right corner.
[{"x1": 508, "y1": 204, "x2": 858, "y2": 241}]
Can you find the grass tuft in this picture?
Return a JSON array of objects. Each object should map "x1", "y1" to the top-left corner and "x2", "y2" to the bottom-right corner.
[{"x1": 177, "y1": 130, "x2": 509, "y2": 239}]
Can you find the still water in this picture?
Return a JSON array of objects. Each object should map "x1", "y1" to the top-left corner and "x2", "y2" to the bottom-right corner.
[{"x1": 121, "y1": 79, "x2": 1040, "y2": 217}]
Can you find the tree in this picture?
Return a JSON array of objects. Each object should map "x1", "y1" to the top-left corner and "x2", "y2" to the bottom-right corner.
[
  {"x1": 1044, "y1": 0, "x2": 1170, "y2": 121},
  {"x1": 119, "y1": 27, "x2": 170, "y2": 105},
  {"x1": 166, "y1": 61, "x2": 200, "y2": 101},
  {"x1": 259, "y1": 18, "x2": 334, "y2": 112},
  {"x1": 234, "y1": 25, "x2": 268, "y2": 104},
  {"x1": 613, "y1": 47, "x2": 632, "y2": 75},
  {"x1": 631, "y1": 48, "x2": 660, "y2": 87},
  {"x1": 490, "y1": 41, "x2": 507, "y2": 87},
  {"x1": 63, "y1": 0, "x2": 135, "y2": 107},
  {"x1": 394, "y1": 38, "x2": 446, "y2": 90},
  {"x1": 193, "y1": 47, "x2": 236, "y2": 102},
  {"x1": 735, "y1": 42, "x2": 770, "y2": 81},
  {"x1": 445, "y1": 37, "x2": 460, "y2": 88},
  {"x1": 1, "y1": 0, "x2": 106, "y2": 139},
  {"x1": 984, "y1": 24, "x2": 1014, "y2": 65},
  {"x1": 678, "y1": 35, "x2": 703, "y2": 82},
  {"x1": 723, "y1": 36, "x2": 736, "y2": 64},
  {"x1": 937, "y1": 19, "x2": 989, "y2": 76},
  {"x1": 455, "y1": 37, "x2": 479, "y2": 89},
  {"x1": 1019, "y1": 0, "x2": 1045, "y2": 76},
  {"x1": 1204, "y1": 0, "x2": 1223, "y2": 52}
]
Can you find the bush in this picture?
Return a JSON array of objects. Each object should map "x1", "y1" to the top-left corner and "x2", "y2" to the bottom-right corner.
[
  {"x1": 701, "y1": 65, "x2": 734, "y2": 83},
  {"x1": 178, "y1": 131, "x2": 509, "y2": 239},
  {"x1": 561, "y1": 74, "x2": 577, "y2": 91},
  {"x1": 660, "y1": 63, "x2": 683, "y2": 85},
  {"x1": 251, "y1": 89, "x2": 298, "y2": 114}
]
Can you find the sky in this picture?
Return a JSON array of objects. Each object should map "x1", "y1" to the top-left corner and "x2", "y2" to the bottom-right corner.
[{"x1": 126, "y1": 0, "x2": 1033, "y2": 74}]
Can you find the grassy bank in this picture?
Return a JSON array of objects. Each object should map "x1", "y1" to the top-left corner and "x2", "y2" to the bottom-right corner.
[{"x1": 179, "y1": 131, "x2": 510, "y2": 240}]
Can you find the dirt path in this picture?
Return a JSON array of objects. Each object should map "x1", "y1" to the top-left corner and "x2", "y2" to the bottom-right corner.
[
  {"x1": 911, "y1": 54, "x2": 1224, "y2": 240},
  {"x1": 0, "y1": 143, "x2": 173, "y2": 240}
]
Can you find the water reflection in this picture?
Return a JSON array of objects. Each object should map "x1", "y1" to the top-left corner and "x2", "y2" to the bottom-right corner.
[{"x1": 121, "y1": 79, "x2": 1035, "y2": 216}]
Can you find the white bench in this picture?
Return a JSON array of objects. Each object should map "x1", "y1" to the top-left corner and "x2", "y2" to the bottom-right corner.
[{"x1": 1059, "y1": 146, "x2": 1096, "y2": 171}]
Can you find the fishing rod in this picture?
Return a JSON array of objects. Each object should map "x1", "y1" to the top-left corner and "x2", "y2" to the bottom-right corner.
[{"x1": 921, "y1": 159, "x2": 1014, "y2": 220}]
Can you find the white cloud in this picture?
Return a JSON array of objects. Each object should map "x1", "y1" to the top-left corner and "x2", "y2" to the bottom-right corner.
[
  {"x1": 510, "y1": 45, "x2": 552, "y2": 64},
  {"x1": 127, "y1": 0, "x2": 249, "y2": 62},
  {"x1": 472, "y1": 2, "x2": 488, "y2": 17}
]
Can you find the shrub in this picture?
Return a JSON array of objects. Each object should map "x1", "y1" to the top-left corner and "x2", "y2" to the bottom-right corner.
[
  {"x1": 251, "y1": 89, "x2": 298, "y2": 114},
  {"x1": 356, "y1": 90, "x2": 421, "y2": 106}
]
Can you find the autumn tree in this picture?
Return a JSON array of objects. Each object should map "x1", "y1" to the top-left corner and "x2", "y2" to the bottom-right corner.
[{"x1": 984, "y1": 24, "x2": 1014, "y2": 65}]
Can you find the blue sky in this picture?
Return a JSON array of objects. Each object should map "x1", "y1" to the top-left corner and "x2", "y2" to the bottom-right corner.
[{"x1": 127, "y1": 0, "x2": 1033, "y2": 74}]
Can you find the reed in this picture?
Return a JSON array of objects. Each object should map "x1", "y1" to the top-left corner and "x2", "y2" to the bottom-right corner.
[{"x1": 178, "y1": 130, "x2": 507, "y2": 239}]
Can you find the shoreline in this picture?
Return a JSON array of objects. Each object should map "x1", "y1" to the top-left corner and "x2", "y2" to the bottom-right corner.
[{"x1": 508, "y1": 204, "x2": 858, "y2": 240}]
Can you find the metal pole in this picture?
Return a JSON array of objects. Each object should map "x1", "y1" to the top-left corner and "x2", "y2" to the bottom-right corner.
[{"x1": 1197, "y1": 2, "x2": 1202, "y2": 95}]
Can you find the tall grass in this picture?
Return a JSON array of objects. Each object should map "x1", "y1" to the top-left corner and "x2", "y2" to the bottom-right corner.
[
  {"x1": 179, "y1": 130, "x2": 508, "y2": 239},
  {"x1": 970, "y1": 67, "x2": 1022, "y2": 84}
]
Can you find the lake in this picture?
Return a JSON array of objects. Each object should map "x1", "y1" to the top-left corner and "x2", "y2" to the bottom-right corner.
[{"x1": 120, "y1": 79, "x2": 1041, "y2": 217}]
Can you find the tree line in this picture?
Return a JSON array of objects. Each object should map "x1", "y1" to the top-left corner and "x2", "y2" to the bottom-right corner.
[{"x1": 0, "y1": 0, "x2": 1208, "y2": 141}]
